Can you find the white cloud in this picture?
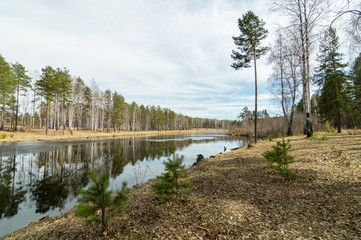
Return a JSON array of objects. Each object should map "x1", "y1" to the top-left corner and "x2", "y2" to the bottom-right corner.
[{"x1": 0, "y1": 0, "x2": 278, "y2": 120}]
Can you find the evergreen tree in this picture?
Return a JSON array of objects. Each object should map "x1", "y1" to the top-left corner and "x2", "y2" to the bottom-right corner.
[
  {"x1": 112, "y1": 91, "x2": 124, "y2": 131},
  {"x1": 231, "y1": 11, "x2": 269, "y2": 143},
  {"x1": 351, "y1": 52, "x2": 361, "y2": 125},
  {"x1": 263, "y1": 138, "x2": 295, "y2": 179},
  {"x1": 56, "y1": 68, "x2": 72, "y2": 134},
  {"x1": 36, "y1": 66, "x2": 56, "y2": 135},
  {"x1": 76, "y1": 170, "x2": 129, "y2": 229},
  {"x1": 0, "y1": 55, "x2": 15, "y2": 130},
  {"x1": 11, "y1": 62, "x2": 31, "y2": 131},
  {"x1": 152, "y1": 154, "x2": 191, "y2": 200},
  {"x1": 314, "y1": 27, "x2": 351, "y2": 133}
]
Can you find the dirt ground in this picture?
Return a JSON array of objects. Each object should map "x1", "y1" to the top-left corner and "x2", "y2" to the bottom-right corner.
[
  {"x1": 2, "y1": 130, "x2": 361, "y2": 240},
  {"x1": 0, "y1": 128, "x2": 221, "y2": 143}
]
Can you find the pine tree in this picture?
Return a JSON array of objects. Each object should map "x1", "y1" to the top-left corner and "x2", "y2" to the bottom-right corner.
[
  {"x1": 0, "y1": 55, "x2": 15, "y2": 130},
  {"x1": 76, "y1": 170, "x2": 129, "y2": 229},
  {"x1": 314, "y1": 27, "x2": 351, "y2": 133},
  {"x1": 11, "y1": 62, "x2": 31, "y2": 131},
  {"x1": 152, "y1": 154, "x2": 191, "y2": 200},
  {"x1": 36, "y1": 66, "x2": 56, "y2": 135},
  {"x1": 112, "y1": 91, "x2": 124, "y2": 131},
  {"x1": 351, "y1": 52, "x2": 361, "y2": 125},
  {"x1": 263, "y1": 138, "x2": 295, "y2": 179},
  {"x1": 231, "y1": 11, "x2": 269, "y2": 143}
]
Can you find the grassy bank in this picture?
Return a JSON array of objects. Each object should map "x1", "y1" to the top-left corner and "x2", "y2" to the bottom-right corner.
[
  {"x1": 0, "y1": 128, "x2": 225, "y2": 143},
  {"x1": 2, "y1": 131, "x2": 361, "y2": 239}
]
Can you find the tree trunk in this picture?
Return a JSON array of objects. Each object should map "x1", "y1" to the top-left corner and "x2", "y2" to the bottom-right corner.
[
  {"x1": 303, "y1": 0, "x2": 313, "y2": 137},
  {"x1": 253, "y1": 47, "x2": 258, "y2": 143},
  {"x1": 15, "y1": 82, "x2": 20, "y2": 131},
  {"x1": 0, "y1": 104, "x2": 4, "y2": 130},
  {"x1": 62, "y1": 99, "x2": 65, "y2": 135},
  {"x1": 46, "y1": 100, "x2": 49, "y2": 135}
]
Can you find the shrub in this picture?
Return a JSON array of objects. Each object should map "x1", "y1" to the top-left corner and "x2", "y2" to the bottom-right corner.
[
  {"x1": 308, "y1": 132, "x2": 318, "y2": 140},
  {"x1": 263, "y1": 138, "x2": 295, "y2": 179},
  {"x1": 321, "y1": 133, "x2": 328, "y2": 141},
  {"x1": 76, "y1": 170, "x2": 129, "y2": 229},
  {"x1": 152, "y1": 154, "x2": 191, "y2": 200},
  {"x1": 324, "y1": 121, "x2": 336, "y2": 134},
  {"x1": 1, "y1": 134, "x2": 6, "y2": 139}
]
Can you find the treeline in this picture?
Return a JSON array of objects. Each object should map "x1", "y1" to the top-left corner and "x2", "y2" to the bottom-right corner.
[{"x1": 0, "y1": 56, "x2": 236, "y2": 134}]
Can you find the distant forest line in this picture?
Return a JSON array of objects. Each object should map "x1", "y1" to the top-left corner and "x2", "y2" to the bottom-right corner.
[{"x1": 0, "y1": 56, "x2": 240, "y2": 134}]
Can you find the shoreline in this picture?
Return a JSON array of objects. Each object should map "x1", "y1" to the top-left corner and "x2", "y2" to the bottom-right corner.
[
  {"x1": 0, "y1": 128, "x2": 227, "y2": 143},
  {"x1": 2, "y1": 131, "x2": 360, "y2": 239}
]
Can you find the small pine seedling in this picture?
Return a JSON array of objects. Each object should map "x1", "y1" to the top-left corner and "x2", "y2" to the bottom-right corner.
[
  {"x1": 263, "y1": 138, "x2": 295, "y2": 179},
  {"x1": 152, "y1": 154, "x2": 192, "y2": 200},
  {"x1": 76, "y1": 170, "x2": 129, "y2": 229},
  {"x1": 321, "y1": 133, "x2": 328, "y2": 141}
]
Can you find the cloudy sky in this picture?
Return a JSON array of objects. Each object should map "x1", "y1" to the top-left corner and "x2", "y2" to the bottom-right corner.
[{"x1": 0, "y1": 0, "x2": 288, "y2": 120}]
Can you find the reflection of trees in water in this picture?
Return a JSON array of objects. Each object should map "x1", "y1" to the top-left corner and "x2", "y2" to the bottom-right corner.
[
  {"x1": 0, "y1": 135, "x2": 229, "y2": 219},
  {"x1": 0, "y1": 156, "x2": 26, "y2": 219},
  {"x1": 31, "y1": 176, "x2": 69, "y2": 214}
]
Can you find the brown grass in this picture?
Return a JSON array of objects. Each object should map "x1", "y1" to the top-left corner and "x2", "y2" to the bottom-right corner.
[{"x1": 0, "y1": 128, "x2": 225, "y2": 143}]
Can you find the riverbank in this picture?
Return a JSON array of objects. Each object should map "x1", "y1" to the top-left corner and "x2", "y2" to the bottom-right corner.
[
  {"x1": 0, "y1": 128, "x2": 225, "y2": 143},
  {"x1": 2, "y1": 131, "x2": 361, "y2": 239}
]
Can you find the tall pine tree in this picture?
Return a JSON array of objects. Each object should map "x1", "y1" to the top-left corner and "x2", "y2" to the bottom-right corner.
[
  {"x1": 11, "y1": 62, "x2": 31, "y2": 131},
  {"x1": 231, "y1": 11, "x2": 268, "y2": 142},
  {"x1": 314, "y1": 27, "x2": 350, "y2": 133},
  {"x1": 351, "y1": 52, "x2": 361, "y2": 125},
  {"x1": 36, "y1": 66, "x2": 56, "y2": 135},
  {"x1": 0, "y1": 55, "x2": 15, "y2": 130}
]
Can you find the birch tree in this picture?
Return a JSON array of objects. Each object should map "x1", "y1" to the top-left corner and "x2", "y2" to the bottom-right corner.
[
  {"x1": 268, "y1": 31, "x2": 302, "y2": 136},
  {"x1": 273, "y1": 0, "x2": 329, "y2": 137}
]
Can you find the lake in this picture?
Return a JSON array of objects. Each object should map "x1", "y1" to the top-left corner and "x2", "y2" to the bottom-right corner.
[{"x1": 0, "y1": 132, "x2": 247, "y2": 237}]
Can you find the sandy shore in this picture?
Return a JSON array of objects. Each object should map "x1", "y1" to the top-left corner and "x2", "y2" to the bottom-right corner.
[{"x1": 0, "y1": 128, "x2": 226, "y2": 143}]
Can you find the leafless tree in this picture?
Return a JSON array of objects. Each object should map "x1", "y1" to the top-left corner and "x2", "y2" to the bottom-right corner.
[
  {"x1": 273, "y1": 0, "x2": 329, "y2": 137},
  {"x1": 268, "y1": 30, "x2": 302, "y2": 136}
]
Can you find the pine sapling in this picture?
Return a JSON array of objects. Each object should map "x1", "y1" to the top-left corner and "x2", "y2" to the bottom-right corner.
[
  {"x1": 76, "y1": 170, "x2": 129, "y2": 229},
  {"x1": 263, "y1": 138, "x2": 295, "y2": 179},
  {"x1": 152, "y1": 154, "x2": 191, "y2": 200}
]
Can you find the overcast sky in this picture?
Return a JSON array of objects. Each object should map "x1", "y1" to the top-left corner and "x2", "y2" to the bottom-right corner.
[{"x1": 0, "y1": 0, "x2": 292, "y2": 120}]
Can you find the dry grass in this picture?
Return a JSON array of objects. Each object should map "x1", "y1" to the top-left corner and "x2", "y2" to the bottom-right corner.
[
  {"x1": 230, "y1": 113, "x2": 325, "y2": 139},
  {"x1": 0, "y1": 128, "x2": 224, "y2": 143}
]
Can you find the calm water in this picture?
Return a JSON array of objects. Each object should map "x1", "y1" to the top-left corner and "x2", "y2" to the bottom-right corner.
[{"x1": 0, "y1": 132, "x2": 247, "y2": 237}]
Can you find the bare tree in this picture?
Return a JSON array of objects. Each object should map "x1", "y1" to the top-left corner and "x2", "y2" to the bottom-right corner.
[
  {"x1": 273, "y1": 0, "x2": 329, "y2": 137},
  {"x1": 268, "y1": 30, "x2": 302, "y2": 136}
]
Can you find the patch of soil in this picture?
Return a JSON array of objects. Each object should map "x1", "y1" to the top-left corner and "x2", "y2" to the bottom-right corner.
[{"x1": 2, "y1": 132, "x2": 361, "y2": 239}]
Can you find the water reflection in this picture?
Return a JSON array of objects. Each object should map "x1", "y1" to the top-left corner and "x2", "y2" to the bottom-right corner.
[{"x1": 0, "y1": 133, "x2": 246, "y2": 237}]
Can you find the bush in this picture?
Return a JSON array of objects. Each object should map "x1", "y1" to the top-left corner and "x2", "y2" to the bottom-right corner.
[
  {"x1": 76, "y1": 170, "x2": 129, "y2": 229},
  {"x1": 152, "y1": 154, "x2": 191, "y2": 200},
  {"x1": 324, "y1": 121, "x2": 336, "y2": 134},
  {"x1": 1, "y1": 134, "x2": 6, "y2": 139},
  {"x1": 321, "y1": 133, "x2": 328, "y2": 141},
  {"x1": 308, "y1": 132, "x2": 318, "y2": 140},
  {"x1": 263, "y1": 138, "x2": 295, "y2": 179}
]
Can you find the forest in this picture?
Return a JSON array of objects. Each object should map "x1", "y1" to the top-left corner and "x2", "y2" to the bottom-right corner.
[{"x1": 0, "y1": 61, "x2": 237, "y2": 135}]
